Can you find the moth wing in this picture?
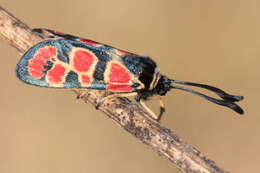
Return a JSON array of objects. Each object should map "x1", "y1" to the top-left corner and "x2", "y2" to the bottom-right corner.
[
  {"x1": 16, "y1": 39, "x2": 102, "y2": 88},
  {"x1": 16, "y1": 39, "x2": 143, "y2": 92}
]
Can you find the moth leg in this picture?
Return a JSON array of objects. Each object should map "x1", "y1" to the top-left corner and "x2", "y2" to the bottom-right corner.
[
  {"x1": 138, "y1": 96, "x2": 165, "y2": 121},
  {"x1": 95, "y1": 92, "x2": 114, "y2": 109},
  {"x1": 139, "y1": 99, "x2": 158, "y2": 120},
  {"x1": 96, "y1": 92, "x2": 138, "y2": 109},
  {"x1": 158, "y1": 98, "x2": 165, "y2": 122},
  {"x1": 73, "y1": 89, "x2": 90, "y2": 99}
]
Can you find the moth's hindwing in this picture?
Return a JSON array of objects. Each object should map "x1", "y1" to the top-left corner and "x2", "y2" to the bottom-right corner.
[
  {"x1": 32, "y1": 28, "x2": 79, "y2": 40},
  {"x1": 16, "y1": 39, "x2": 143, "y2": 92},
  {"x1": 32, "y1": 28, "x2": 137, "y2": 56}
]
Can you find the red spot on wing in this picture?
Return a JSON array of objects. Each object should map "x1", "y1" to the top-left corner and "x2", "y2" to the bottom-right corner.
[
  {"x1": 28, "y1": 67, "x2": 44, "y2": 78},
  {"x1": 107, "y1": 84, "x2": 132, "y2": 92},
  {"x1": 47, "y1": 64, "x2": 66, "y2": 84},
  {"x1": 109, "y1": 63, "x2": 131, "y2": 83},
  {"x1": 73, "y1": 50, "x2": 94, "y2": 72},
  {"x1": 81, "y1": 75, "x2": 90, "y2": 85},
  {"x1": 80, "y1": 39, "x2": 99, "y2": 46},
  {"x1": 28, "y1": 59, "x2": 45, "y2": 78},
  {"x1": 28, "y1": 46, "x2": 57, "y2": 79}
]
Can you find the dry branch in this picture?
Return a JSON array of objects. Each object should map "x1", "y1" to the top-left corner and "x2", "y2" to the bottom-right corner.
[{"x1": 0, "y1": 6, "x2": 228, "y2": 173}]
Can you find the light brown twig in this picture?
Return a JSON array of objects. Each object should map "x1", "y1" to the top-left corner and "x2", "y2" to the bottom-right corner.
[{"x1": 0, "y1": 6, "x2": 228, "y2": 173}]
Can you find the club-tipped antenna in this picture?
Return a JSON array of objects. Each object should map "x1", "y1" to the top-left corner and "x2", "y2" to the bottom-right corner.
[{"x1": 170, "y1": 80, "x2": 244, "y2": 114}]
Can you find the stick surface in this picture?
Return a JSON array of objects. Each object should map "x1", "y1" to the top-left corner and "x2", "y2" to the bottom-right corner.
[{"x1": 0, "y1": 6, "x2": 228, "y2": 173}]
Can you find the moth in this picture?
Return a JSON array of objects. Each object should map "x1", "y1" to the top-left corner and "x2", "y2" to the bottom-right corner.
[{"x1": 16, "y1": 29, "x2": 244, "y2": 121}]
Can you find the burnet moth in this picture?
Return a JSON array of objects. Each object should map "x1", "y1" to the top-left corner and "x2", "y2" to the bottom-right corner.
[{"x1": 16, "y1": 28, "x2": 244, "y2": 121}]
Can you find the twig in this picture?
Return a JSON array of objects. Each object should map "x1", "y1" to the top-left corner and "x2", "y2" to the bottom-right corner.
[{"x1": 0, "y1": 6, "x2": 228, "y2": 173}]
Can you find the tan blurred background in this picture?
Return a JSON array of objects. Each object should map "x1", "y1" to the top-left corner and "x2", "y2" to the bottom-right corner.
[{"x1": 0, "y1": 0, "x2": 258, "y2": 173}]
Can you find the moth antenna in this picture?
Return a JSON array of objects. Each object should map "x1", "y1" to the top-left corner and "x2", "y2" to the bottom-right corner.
[
  {"x1": 170, "y1": 79, "x2": 243, "y2": 102},
  {"x1": 170, "y1": 82, "x2": 244, "y2": 114}
]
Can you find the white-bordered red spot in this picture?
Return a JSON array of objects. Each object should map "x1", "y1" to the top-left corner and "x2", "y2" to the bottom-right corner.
[
  {"x1": 46, "y1": 64, "x2": 66, "y2": 84},
  {"x1": 70, "y1": 47, "x2": 98, "y2": 87},
  {"x1": 108, "y1": 63, "x2": 131, "y2": 83},
  {"x1": 28, "y1": 46, "x2": 57, "y2": 79},
  {"x1": 104, "y1": 62, "x2": 135, "y2": 92},
  {"x1": 73, "y1": 49, "x2": 95, "y2": 72},
  {"x1": 81, "y1": 75, "x2": 91, "y2": 85}
]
